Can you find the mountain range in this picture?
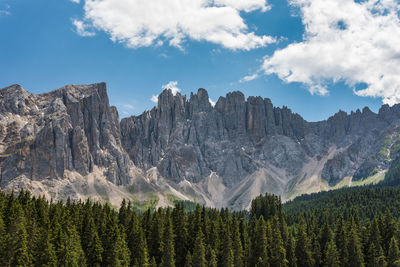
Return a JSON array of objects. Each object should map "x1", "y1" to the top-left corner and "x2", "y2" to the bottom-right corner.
[{"x1": 1, "y1": 82, "x2": 399, "y2": 210}]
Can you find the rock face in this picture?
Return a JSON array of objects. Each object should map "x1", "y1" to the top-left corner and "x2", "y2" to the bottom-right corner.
[
  {"x1": 120, "y1": 89, "x2": 307, "y2": 186},
  {"x1": 121, "y1": 88, "x2": 400, "y2": 208},
  {"x1": 2, "y1": 83, "x2": 400, "y2": 210},
  {"x1": 0, "y1": 83, "x2": 132, "y2": 188}
]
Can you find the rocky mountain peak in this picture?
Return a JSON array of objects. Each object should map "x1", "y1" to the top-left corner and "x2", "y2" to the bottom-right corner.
[{"x1": 3, "y1": 83, "x2": 400, "y2": 210}]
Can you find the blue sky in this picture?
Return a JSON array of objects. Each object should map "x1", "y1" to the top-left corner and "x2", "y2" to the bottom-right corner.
[{"x1": 1, "y1": 0, "x2": 399, "y2": 121}]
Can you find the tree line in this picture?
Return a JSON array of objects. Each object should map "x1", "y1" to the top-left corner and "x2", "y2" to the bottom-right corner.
[{"x1": 1, "y1": 187, "x2": 400, "y2": 266}]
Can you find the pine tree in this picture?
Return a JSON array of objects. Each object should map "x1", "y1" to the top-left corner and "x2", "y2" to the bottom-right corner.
[
  {"x1": 286, "y1": 232, "x2": 297, "y2": 267},
  {"x1": 295, "y1": 220, "x2": 314, "y2": 267},
  {"x1": 250, "y1": 216, "x2": 269, "y2": 266},
  {"x1": 192, "y1": 230, "x2": 207, "y2": 267},
  {"x1": 388, "y1": 237, "x2": 400, "y2": 267},
  {"x1": 207, "y1": 247, "x2": 218, "y2": 267},
  {"x1": 82, "y1": 213, "x2": 103, "y2": 267},
  {"x1": 5, "y1": 201, "x2": 31, "y2": 267},
  {"x1": 320, "y1": 224, "x2": 333, "y2": 264},
  {"x1": 368, "y1": 243, "x2": 387, "y2": 267},
  {"x1": 239, "y1": 217, "x2": 250, "y2": 265},
  {"x1": 160, "y1": 217, "x2": 175, "y2": 267},
  {"x1": 185, "y1": 252, "x2": 193, "y2": 267},
  {"x1": 149, "y1": 210, "x2": 164, "y2": 265},
  {"x1": 382, "y1": 211, "x2": 396, "y2": 254},
  {"x1": 34, "y1": 228, "x2": 57, "y2": 267},
  {"x1": 347, "y1": 224, "x2": 364, "y2": 267},
  {"x1": 61, "y1": 219, "x2": 87, "y2": 267},
  {"x1": 271, "y1": 215, "x2": 288, "y2": 267},
  {"x1": 324, "y1": 239, "x2": 340, "y2": 267},
  {"x1": 0, "y1": 214, "x2": 6, "y2": 264},
  {"x1": 232, "y1": 219, "x2": 244, "y2": 267},
  {"x1": 172, "y1": 203, "x2": 188, "y2": 267},
  {"x1": 102, "y1": 211, "x2": 130, "y2": 267},
  {"x1": 334, "y1": 216, "x2": 349, "y2": 267},
  {"x1": 150, "y1": 257, "x2": 157, "y2": 267}
]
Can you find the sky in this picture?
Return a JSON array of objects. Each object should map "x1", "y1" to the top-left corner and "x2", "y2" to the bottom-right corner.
[{"x1": 1, "y1": 0, "x2": 400, "y2": 121}]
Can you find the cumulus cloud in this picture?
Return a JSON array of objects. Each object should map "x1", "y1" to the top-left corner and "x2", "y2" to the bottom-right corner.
[
  {"x1": 121, "y1": 104, "x2": 134, "y2": 110},
  {"x1": 262, "y1": 0, "x2": 400, "y2": 105},
  {"x1": 70, "y1": 0, "x2": 80, "y2": 3},
  {"x1": 214, "y1": 0, "x2": 270, "y2": 12},
  {"x1": 73, "y1": 19, "x2": 95, "y2": 37},
  {"x1": 74, "y1": 0, "x2": 274, "y2": 50},
  {"x1": 162, "y1": 81, "x2": 181, "y2": 95},
  {"x1": 240, "y1": 73, "x2": 259, "y2": 83},
  {"x1": 151, "y1": 95, "x2": 159, "y2": 104},
  {"x1": 151, "y1": 81, "x2": 181, "y2": 103},
  {"x1": 209, "y1": 98, "x2": 216, "y2": 107}
]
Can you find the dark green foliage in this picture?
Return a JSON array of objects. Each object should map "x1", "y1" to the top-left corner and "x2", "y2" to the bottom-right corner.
[
  {"x1": 284, "y1": 186, "x2": 400, "y2": 224},
  {"x1": 1, "y1": 187, "x2": 400, "y2": 266},
  {"x1": 388, "y1": 237, "x2": 400, "y2": 267},
  {"x1": 324, "y1": 239, "x2": 340, "y2": 267},
  {"x1": 192, "y1": 230, "x2": 206, "y2": 267},
  {"x1": 295, "y1": 219, "x2": 314, "y2": 267},
  {"x1": 161, "y1": 216, "x2": 175, "y2": 267},
  {"x1": 382, "y1": 157, "x2": 400, "y2": 186}
]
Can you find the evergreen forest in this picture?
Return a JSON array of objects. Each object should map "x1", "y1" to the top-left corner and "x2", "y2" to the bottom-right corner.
[{"x1": 1, "y1": 186, "x2": 400, "y2": 266}]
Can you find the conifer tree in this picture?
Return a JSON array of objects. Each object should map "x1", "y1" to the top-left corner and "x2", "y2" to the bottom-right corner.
[
  {"x1": 172, "y1": 203, "x2": 188, "y2": 267},
  {"x1": 312, "y1": 234, "x2": 322, "y2": 267},
  {"x1": 368, "y1": 243, "x2": 387, "y2": 267},
  {"x1": 239, "y1": 217, "x2": 250, "y2": 264},
  {"x1": 334, "y1": 217, "x2": 349, "y2": 267},
  {"x1": 34, "y1": 228, "x2": 57, "y2": 267},
  {"x1": 251, "y1": 216, "x2": 269, "y2": 267},
  {"x1": 286, "y1": 232, "x2": 297, "y2": 267},
  {"x1": 161, "y1": 217, "x2": 175, "y2": 267},
  {"x1": 102, "y1": 212, "x2": 130, "y2": 267},
  {"x1": 324, "y1": 239, "x2": 340, "y2": 267},
  {"x1": 150, "y1": 257, "x2": 157, "y2": 267},
  {"x1": 0, "y1": 214, "x2": 6, "y2": 264},
  {"x1": 149, "y1": 210, "x2": 164, "y2": 265},
  {"x1": 382, "y1": 211, "x2": 396, "y2": 254},
  {"x1": 5, "y1": 201, "x2": 31, "y2": 267},
  {"x1": 82, "y1": 213, "x2": 103, "y2": 267},
  {"x1": 388, "y1": 237, "x2": 400, "y2": 267},
  {"x1": 347, "y1": 224, "x2": 364, "y2": 267},
  {"x1": 192, "y1": 230, "x2": 207, "y2": 267},
  {"x1": 295, "y1": 220, "x2": 314, "y2": 267},
  {"x1": 127, "y1": 213, "x2": 150, "y2": 266},
  {"x1": 271, "y1": 215, "x2": 288, "y2": 267},
  {"x1": 207, "y1": 247, "x2": 218, "y2": 267},
  {"x1": 320, "y1": 223, "x2": 333, "y2": 263},
  {"x1": 185, "y1": 252, "x2": 193, "y2": 267},
  {"x1": 232, "y1": 219, "x2": 244, "y2": 267}
]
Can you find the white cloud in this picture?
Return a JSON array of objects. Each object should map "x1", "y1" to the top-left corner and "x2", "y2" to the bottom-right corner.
[
  {"x1": 151, "y1": 81, "x2": 181, "y2": 103},
  {"x1": 74, "y1": 0, "x2": 274, "y2": 50},
  {"x1": 0, "y1": 3, "x2": 10, "y2": 16},
  {"x1": 209, "y1": 98, "x2": 216, "y2": 107},
  {"x1": 70, "y1": 0, "x2": 80, "y2": 3},
  {"x1": 162, "y1": 81, "x2": 181, "y2": 95},
  {"x1": 262, "y1": 0, "x2": 400, "y2": 105},
  {"x1": 122, "y1": 104, "x2": 134, "y2": 110},
  {"x1": 0, "y1": 10, "x2": 10, "y2": 16},
  {"x1": 151, "y1": 95, "x2": 159, "y2": 104},
  {"x1": 240, "y1": 73, "x2": 259, "y2": 83},
  {"x1": 73, "y1": 19, "x2": 95, "y2": 37},
  {"x1": 214, "y1": 0, "x2": 270, "y2": 12}
]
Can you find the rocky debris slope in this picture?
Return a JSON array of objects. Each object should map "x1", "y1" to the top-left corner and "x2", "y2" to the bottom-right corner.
[{"x1": 2, "y1": 83, "x2": 400, "y2": 210}]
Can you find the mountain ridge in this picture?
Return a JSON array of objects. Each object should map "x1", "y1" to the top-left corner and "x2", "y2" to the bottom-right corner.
[{"x1": 1, "y1": 82, "x2": 399, "y2": 210}]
